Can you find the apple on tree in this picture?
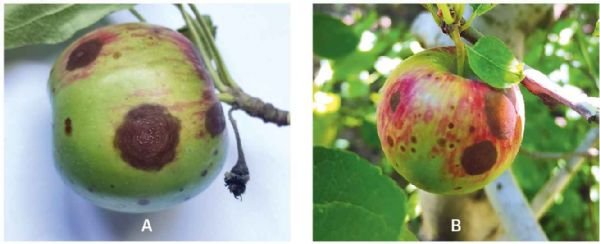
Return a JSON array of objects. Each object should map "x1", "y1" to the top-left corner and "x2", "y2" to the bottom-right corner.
[{"x1": 376, "y1": 47, "x2": 525, "y2": 194}]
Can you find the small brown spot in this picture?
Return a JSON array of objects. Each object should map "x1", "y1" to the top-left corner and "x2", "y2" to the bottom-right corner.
[
  {"x1": 152, "y1": 27, "x2": 162, "y2": 35},
  {"x1": 485, "y1": 91, "x2": 517, "y2": 139},
  {"x1": 469, "y1": 126, "x2": 476, "y2": 133},
  {"x1": 138, "y1": 199, "x2": 150, "y2": 206},
  {"x1": 386, "y1": 136, "x2": 394, "y2": 146},
  {"x1": 448, "y1": 123, "x2": 454, "y2": 129},
  {"x1": 205, "y1": 103, "x2": 226, "y2": 137},
  {"x1": 184, "y1": 196, "x2": 192, "y2": 201},
  {"x1": 389, "y1": 90, "x2": 401, "y2": 112},
  {"x1": 454, "y1": 186, "x2": 462, "y2": 190},
  {"x1": 201, "y1": 169, "x2": 208, "y2": 177},
  {"x1": 213, "y1": 149, "x2": 218, "y2": 156},
  {"x1": 400, "y1": 146, "x2": 406, "y2": 152},
  {"x1": 460, "y1": 140, "x2": 497, "y2": 175},
  {"x1": 64, "y1": 118, "x2": 72, "y2": 136},
  {"x1": 87, "y1": 187, "x2": 95, "y2": 193},
  {"x1": 411, "y1": 147, "x2": 416, "y2": 153},
  {"x1": 496, "y1": 183, "x2": 503, "y2": 191},
  {"x1": 437, "y1": 138, "x2": 446, "y2": 146},
  {"x1": 114, "y1": 104, "x2": 181, "y2": 171},
  {"x1": 67, "y1": 39, "x2": 103, "y2": 70},
  {"x1": 410, "y1": 136, "x2": 417, "y2": 143},
  {"x1": 179, "y1": 188, "x2": 184, "y2": 192},
  {"x1": 450, "y1": 105, "x2": 455, "y2": 110},
  {"x1": 449, "y1": 143, "x2": 454, "y2": 149},
  {"x1": 112, "y1": 51, "x2": 121, "y2": 59},
  {"x1": 110, "y1": 184, "x2": 115, "y2": 189}
]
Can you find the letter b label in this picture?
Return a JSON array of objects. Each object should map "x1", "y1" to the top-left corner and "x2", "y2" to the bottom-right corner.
[{"x1": 451, "y1": 219, "x2": 461, "y2": 232}]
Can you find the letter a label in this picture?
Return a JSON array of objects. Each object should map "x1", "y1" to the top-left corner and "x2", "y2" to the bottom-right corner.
[{"x1": 141, "y1": 219, "x2": 153, "y2": 232}]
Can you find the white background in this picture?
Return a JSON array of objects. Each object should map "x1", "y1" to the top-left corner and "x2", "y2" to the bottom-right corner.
[{"x1": 4, "y1": 4, "x2": 290, "y2": 241}]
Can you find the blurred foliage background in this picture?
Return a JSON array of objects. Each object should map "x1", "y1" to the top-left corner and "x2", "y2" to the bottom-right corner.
[{"x1": 313, "y1": 4, "x2": 599, "y2": 241}]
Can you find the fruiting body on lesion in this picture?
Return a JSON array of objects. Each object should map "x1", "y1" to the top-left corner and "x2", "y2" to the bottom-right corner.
[
  {"x1": 49, "y1": 23, "x2": 228, "y2": 213},
  {"x1": 377, "y1": 48, "x2": 525, "y2": 194}
]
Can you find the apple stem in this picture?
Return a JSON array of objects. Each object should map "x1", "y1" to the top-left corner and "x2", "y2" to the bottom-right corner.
[
  {"x1": 426, "y1": 4, "x2": 467, "y2": 76},
  {"x1": 224, "y1": 107, "x2": 250, "y2": 199},
  {"x1": 450, "y1": 29, "x2": 465, "y2": 76}
]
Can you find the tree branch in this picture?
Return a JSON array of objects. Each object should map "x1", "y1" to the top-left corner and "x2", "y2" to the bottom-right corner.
[
  {"x1": 520, "y1": 148, "x2": 598, "y2": 160},
  {"x1": 484, "y1": 170, "x2": 548, "y2": 241},
  {"x1": 530, "y1": 127, "x2": 599, "y2": 219},
  {"x1": 461, "y1": 27, "x2": 600, "y2": 123},
  {"x1": 226, "y1": 88, "x2": 290, "y2": 126}
]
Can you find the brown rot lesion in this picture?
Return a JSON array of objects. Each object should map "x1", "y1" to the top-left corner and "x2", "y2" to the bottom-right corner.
[
  {"x1": 66, "y1": 39, "x2": 104, "y2": 71},
  {"x1": 205, "y1": 102, "x2": 226, "y2": 137},
  {"x1": 114, "y1": 104, "x2": 181, "y2": 171}
]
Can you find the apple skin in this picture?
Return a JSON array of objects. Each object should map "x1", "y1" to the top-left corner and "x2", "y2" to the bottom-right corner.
[
  {"x1": 376, "y1": 47, "x2": 525, "y2": 194},
  {"x1": 49, "y1": 23, "x2": 228, "y2": 213}
]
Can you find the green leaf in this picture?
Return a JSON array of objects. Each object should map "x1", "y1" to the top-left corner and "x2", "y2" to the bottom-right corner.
[
  {"x1": 313, "y1": 12, "x2": 360, "y2": 59},
  {"x1": 466, "y1": 36, "x2": 525, "y2": 88},
  {"x1": 470, "y1": 4, "x2": 496, "y2": 16},
  {"x1": 359, "y1": 120, "x2": 381, "y2": 150},
  {"x1": 5, "y1": 4, "x2": 133, "y2": 49},
  {"x1": 314, "y1": 147, "x2": 407, "y2": 241},
  {"x1": 398, "y1": 226, "x2": 419, "y2": 241}
]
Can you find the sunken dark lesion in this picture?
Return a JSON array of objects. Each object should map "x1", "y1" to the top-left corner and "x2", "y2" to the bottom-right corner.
[
  {"x1": 66, "y1": 39, "x2": 104, "y2": 71},
  {"x1": 460, "y1": 140, "x2": 497, "y2": 175},
  {"x1": 205, "y1": 102, "x2": 226, "y2": 137},
  {"x1": 389, "y1": 90, "x2": 401, "y2": 112},
  {"x1": 484, "y1": 91, "x2": 518, "y2": 140},
  {"x1": 114, "y1": 104, "x2": 181, "y2": 171}
]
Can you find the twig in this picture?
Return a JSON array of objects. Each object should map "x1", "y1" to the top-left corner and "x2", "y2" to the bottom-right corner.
[
  {"x1": 460, "y1": 27, "x2": 600, "y2": 123},
  {"x1": 228, "y1": 88, "x2": 290, "y2": 126},
  {"x1": 128, "y1": 7, "x2": 146, "y2": 23},
  {"x1": 224, "y1": 107, "x2": 250, "y2": 199},
  {"x1": 522, "y1": 67, "x2": 600, "y2": 123},
  {"x1": 175, "y1": 4, "x2": 228, "y2": 92},
  {"x1": 520, "y1": 148, "x2": 598, "y2": 160},
  {"x1": 531, "y1": 127, "x2": 599, "y2": 219},
  {"x1": 189, "y1": 4, "x2": 239, "y2": 90},
  {"x1": 176, "y1": 4, "x2": 290, "y2": 126},
  {"x1": 484, "y1": 170, "x2": 548, "y2": 241}
]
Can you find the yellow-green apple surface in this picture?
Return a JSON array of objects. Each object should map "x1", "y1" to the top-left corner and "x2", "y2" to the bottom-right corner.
[{"x1": 49, "y1": 23, "x2": 227, "y2": 213}]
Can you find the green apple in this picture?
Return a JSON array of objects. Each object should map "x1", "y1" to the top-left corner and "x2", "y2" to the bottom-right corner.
[
  {"x1": 49, "y1": 23, "x2": 227, "y2": 213},
  {"x1": 377, "y1": 47, "x2": 525, "y2": 194}
]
